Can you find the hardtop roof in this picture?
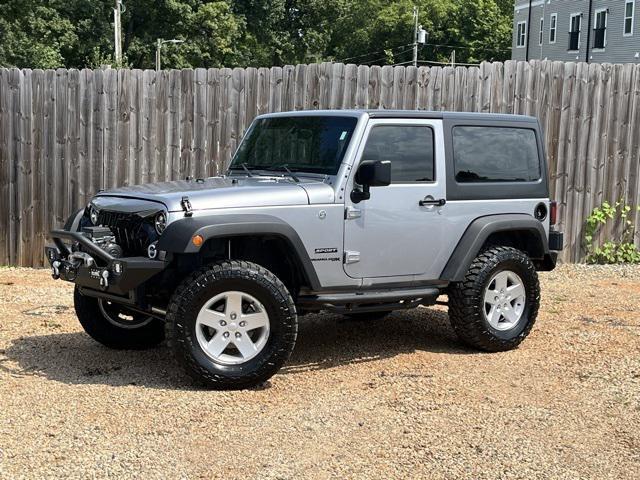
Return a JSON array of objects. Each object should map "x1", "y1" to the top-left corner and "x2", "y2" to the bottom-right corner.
[{"x1": 258, "y1": 109, "x2": 538, "y2": 124}]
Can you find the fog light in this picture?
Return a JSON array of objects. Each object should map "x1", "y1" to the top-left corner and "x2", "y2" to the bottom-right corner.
[{"x1": 192, "y1": 235, "x2": 204, "y2": 248}]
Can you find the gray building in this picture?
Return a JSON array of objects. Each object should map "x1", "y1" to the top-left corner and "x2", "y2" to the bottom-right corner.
[{"x1": 512, "y1": 0, "x2": 640, "y2": 64}]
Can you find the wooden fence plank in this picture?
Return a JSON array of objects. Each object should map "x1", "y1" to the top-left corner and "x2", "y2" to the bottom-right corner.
[
  {"x1": 168, "y1": 70, "x2": 181, "y2": 180},
  {"x1": 180, "y1": 69, "x2": 194, "y2": 178},
  {"x1": 193, "y1": 68, "x2": 207, "y2": 178},
  {"x1": 31, "y1": 69, "x2": 45, "y2": 266},
  {"x1": 206, "y1": 68, "x2": 221, "y2": 177},
  {"x1": 0, "y1": 69, "x2": 10, "y2": 264},
  {"x1": 19, "y1": 69, "x2": 33, "y2": 266},
  {"x1": 116, "y1": 69, "x2": 130, "y2": 186}
]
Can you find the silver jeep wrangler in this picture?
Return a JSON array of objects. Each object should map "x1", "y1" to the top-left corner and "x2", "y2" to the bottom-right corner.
[{"x1": 47, "y1": 110, "x2": 564, "y2": 389}]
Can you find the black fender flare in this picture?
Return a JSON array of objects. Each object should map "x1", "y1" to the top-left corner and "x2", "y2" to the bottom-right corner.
[
  {"x1": 157, "y1": 213, "x2": 321, "y2": 290},
  {"x1": 440, "y1": 214, "x2": 549, "y2": 282}
]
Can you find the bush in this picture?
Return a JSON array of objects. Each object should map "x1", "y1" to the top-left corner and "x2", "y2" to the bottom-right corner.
[{"x1": 584, "y1": 201, "x2": 640, "y2": 264}]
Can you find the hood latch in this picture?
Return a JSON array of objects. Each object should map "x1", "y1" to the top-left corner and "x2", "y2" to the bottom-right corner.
[{"x1": 181, "y1": 196, "x2": 193, "y2": 217}]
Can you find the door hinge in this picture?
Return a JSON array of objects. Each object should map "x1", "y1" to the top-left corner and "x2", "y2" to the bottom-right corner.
[
  {"x1": 344, "y1": 251, "x2": 361, "y2": 264},
  {"x1": 345, "y1": 206, "x2": 362, "y2": 220}
]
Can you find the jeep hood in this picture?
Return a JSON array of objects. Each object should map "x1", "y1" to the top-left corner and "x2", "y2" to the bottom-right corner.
[{"x1": 95, "y1": 176, "x2": 334, "y2": 212}]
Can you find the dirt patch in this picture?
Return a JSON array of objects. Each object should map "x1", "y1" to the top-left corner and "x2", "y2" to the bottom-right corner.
[{"x1": 0, "y1": 265, "x2": 638, "y2": 479}]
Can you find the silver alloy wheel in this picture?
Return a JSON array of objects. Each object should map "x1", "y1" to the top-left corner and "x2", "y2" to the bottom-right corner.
[
  {"x1": 483, "y1": 270, "x2": 527, "y2": 331},
  {"x1": 195, "y1": 291, "x2": 270, "y2": 365},
  {"x1": 98, "y1": 299, "x2": 154, "y2": 329}
]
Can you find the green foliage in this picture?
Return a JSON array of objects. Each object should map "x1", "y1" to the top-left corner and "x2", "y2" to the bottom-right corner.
[
  {"x1": 0, "y1": 0, "x2": 514, "y2": 69},
  {"x1": 584, "y1": 201, "x2": 640, "y2": 264}
]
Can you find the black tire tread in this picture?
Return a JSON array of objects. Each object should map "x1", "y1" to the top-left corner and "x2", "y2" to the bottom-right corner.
[
  {"x1": 448, "y1": 246, "x2": 540, "y2": 352},
  {"x1": 165, "y1": 260, "x2": 297, "y2": 390},
  {"x1": 74, "y1": 288, "x2": 165, "y2": 349}
]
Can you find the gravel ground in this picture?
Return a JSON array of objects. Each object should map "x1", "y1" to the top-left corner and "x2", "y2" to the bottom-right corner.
[{"x1": 0, "y1": 265, "x2": 639, "y2": 479}]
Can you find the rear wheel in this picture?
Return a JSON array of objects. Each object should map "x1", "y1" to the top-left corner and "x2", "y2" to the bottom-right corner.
[
  {"x1": 74, "y1": 288, "x2": 165, "y2": 349},
  {"x1": 448, "y1": 246, "x2": 540, "y2": 352},
  {"x1": 166, "y1": 261, "x2": 297, "y2": 390}
]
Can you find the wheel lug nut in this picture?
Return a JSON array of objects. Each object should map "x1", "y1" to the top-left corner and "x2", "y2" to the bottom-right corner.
[
  {"x1": 239, "y1": 321, "x2": 246, "y2": 327},
  {"x1": 220, "y1": 320, "x2": 227, "y2": 326},
  {"x1": 235, "y1": 332, "x2": 241, "y2": 339},
  {"x1": 223, "y1": 332, "x2": 230, "y2": 338},
  {"x1": 230, "y1": 312, "x2": 237, "y2": 320}
]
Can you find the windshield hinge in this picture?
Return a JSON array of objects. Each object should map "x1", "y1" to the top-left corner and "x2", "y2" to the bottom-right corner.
[
  {"x1": 344, "y1": 251, "x2": 361, "y2": 264},
  {"x1": 345, "y1": 207, "x2": 362, "y2": 220},
  {"x1": 181, "y1": 196, "x2": 193, "y2": 217}
]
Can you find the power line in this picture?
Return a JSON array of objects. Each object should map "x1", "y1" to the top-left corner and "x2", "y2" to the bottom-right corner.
[
  {"x1": 418, "y1": 60, "x2": 481, "y2": 67},
  {"x1": 336, "y1": 43, "x2": 414, "y2": 63},
  {"x1": 424, "y1": 42, "x2": 511, "y2": 54},
  {"x1": 362, "y1": 48, "x2": 415, "y2": 65}
]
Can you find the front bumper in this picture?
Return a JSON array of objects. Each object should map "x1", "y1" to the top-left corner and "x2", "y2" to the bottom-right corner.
[{"x1": 46, "y1": 229, "x2": 167, "y2": 295}]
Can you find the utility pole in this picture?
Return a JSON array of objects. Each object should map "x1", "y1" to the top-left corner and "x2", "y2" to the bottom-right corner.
[
  {"x1": 114, "y1": 0, "x2": 122, "y2": 65},
  {"x1": 413, "y1": 6, "x2": 419, "y2": 67}
]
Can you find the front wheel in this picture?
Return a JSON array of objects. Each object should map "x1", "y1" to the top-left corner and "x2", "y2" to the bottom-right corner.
[
  {"x1": 165, "y1": 261, "x2": 298, "y2": 390},
  {"x1": 74, "y1": 288, "x2": 165, "y2": 349},
  {"x1": 448, "y1": 246, "x2": 540, "y2": 352}
]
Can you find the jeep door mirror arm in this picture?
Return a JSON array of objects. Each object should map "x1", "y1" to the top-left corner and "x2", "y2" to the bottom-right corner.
[{"x1": 351, "y1": 160, "x2": 391, "y2": 204}]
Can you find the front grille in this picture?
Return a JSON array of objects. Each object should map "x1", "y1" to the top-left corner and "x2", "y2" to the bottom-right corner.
[{"x1": 97, "y1": 210, "x2": 157, "y2": 256}]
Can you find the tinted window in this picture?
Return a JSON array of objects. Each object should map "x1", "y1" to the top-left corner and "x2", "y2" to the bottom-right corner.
[
  {"x1": 362, "y1": 126, "x2": 434, "y2": 182},
  {"x1": 453, "y1": 127, "x2": 540, "y2": 183},
  {"x1": 230, "y1": 116, "x2": 357, "y2": 175}
]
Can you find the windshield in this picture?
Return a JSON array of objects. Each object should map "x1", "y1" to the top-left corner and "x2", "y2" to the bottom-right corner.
[{"x1": 229, "y1": 116, "x2": 358, "y2": 175}]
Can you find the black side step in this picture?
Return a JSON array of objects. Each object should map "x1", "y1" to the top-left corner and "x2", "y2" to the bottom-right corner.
[{"x1": 298, "y1": 287, "x2": 441, "y2": 312}]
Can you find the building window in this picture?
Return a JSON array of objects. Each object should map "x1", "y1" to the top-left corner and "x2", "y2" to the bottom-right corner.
[
  {"x1": 516, "y1": 21, "x2": 527, "y2": 48},
  {"x1": 549, "y1": 13, "x2": 557, "y2": 43},
  {"x1": 569, "y1": 13, "x2": 582, "y2": 51},
  {"x1": 539, "y1": 17, "x2": 544, "y2": 45},
  {"x1": 624, "y1": 0, "x2": 634, "y2": 36},
  {"x1": 593, "y1": 9, "x2": 608, "y2": 49}
]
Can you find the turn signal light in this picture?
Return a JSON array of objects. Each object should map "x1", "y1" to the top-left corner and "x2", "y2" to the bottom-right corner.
[{"x1": 192, "y1": 235, "x2": 204, "y2": 247}]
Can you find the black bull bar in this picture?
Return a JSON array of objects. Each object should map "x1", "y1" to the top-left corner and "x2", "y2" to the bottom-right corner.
[{"x1": 45, "y1": 229, "x2": 167, "y2": 295}]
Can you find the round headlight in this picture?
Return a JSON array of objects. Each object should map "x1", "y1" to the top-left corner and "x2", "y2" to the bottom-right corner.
[
  {"x1": 89, "y1": 206, "x2": 99, "y2": 225},
  {"x1": 154, "y1": 211, "x2": 167, "y2": 235}
]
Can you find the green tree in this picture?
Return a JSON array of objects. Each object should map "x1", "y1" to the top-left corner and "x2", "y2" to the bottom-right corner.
[{"x1": 0, "y1": 0, "x2": 514, "y2": 69}]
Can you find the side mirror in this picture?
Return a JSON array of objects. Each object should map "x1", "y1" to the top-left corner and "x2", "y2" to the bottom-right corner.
[{"x1": 351, "y1": 160, "x2": 391, "y2": 203}]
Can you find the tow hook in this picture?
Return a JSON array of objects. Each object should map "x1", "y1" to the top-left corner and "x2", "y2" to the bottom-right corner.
[
  {"x1": 51, "y1": 261, "x2": 61, "y2": 280},
  {"x1": 99, "y1": 269, "x2": 110, "y2": 290}
]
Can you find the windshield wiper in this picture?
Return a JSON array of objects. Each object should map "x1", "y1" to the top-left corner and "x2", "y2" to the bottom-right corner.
[
  {"x1": 261, "y1": 164, "x2": 301, "y2": 183},
  {"x1": 228, "y1": 163, "x2": 254, "y2": 177}
]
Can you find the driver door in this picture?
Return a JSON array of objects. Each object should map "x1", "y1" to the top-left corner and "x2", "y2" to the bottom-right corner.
[{"x1": 343, "y1": 119, "x2": 447, "y2": 280}]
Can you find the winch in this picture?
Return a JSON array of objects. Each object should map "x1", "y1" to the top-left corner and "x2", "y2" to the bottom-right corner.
[{"x1": 82, "y1": 226, "x2": 124, "y2": 258}]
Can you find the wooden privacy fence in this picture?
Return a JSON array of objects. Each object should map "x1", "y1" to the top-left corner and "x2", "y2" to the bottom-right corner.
[{"x1": 1, "y1": 61, "x2": 640, "y2": 267}]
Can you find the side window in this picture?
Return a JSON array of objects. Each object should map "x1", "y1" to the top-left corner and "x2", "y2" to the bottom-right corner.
[
  {"x1": 453, "y1": 126, "x2": 540, "y2": 183},
  {"x1": 361, "y1": 126, "x2": 434, "y2": 183}
]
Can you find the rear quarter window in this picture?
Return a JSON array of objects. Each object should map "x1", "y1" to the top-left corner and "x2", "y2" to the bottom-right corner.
[{"x1": 453, "y1": 126, "x2": 541, "y2": 183}]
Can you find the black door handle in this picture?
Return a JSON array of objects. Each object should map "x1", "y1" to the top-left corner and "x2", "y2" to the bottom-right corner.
[{"x1": 419, "y1": 197, "x2": 446, "y2": 207}]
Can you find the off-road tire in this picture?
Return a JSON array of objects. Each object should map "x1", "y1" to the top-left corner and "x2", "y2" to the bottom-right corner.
[
  {"x1": 448, "y1": 246, "x2": 540, "y2": 352},
  {"x1": 165, "y1": 260, "x2": 298, "y2": 390},
  {"x1": 74, "y1": 288, "x2": 165, "y2": 349}
]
